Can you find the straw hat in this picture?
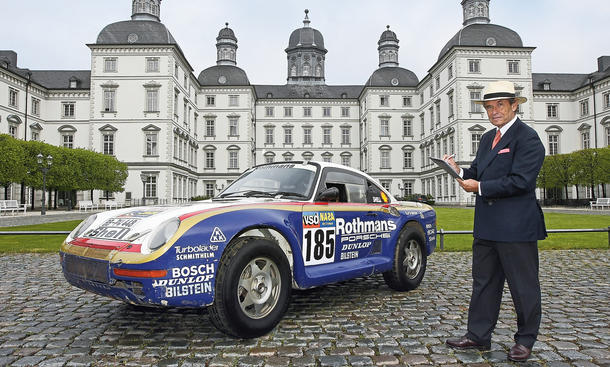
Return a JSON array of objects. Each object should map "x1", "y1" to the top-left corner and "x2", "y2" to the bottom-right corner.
[{"x1": 475, "y1": 80, "x2": 527, "y2": 105}]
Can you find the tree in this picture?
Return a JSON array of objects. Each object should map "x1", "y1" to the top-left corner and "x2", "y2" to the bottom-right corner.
[
  {"x1": 572, "y1": 148, "x2": 610, "y2": 199},
  {"x1": 0, "y1": 134, "x2": 27, "y2": 198},
  {"x1": 547, "y1": 154, "x2": 575, "y2": 200}
]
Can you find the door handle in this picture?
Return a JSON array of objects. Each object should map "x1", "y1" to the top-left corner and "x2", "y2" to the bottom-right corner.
[{"x1": 366, "y1": 211, "x2": 378, "y2": 217}]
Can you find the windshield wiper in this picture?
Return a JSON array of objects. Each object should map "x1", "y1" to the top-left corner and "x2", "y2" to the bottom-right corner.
[
  {"x1": 218, "y1": 190, "x2": 274, "y2": 198},
  {"x1": 270, "y1": 191, "x2": 308, "y2": 199}
]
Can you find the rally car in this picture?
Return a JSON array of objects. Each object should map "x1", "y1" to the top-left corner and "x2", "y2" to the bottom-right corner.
[{"x1": 60, "y1": 161, "x2": 436, "y2": 338}]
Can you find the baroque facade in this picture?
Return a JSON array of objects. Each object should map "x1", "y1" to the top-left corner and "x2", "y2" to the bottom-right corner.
[{"x1": 1, "y1": 0, "x2": 609, "y2": 206}]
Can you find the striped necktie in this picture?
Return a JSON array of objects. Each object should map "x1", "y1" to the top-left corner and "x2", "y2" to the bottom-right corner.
[{"x1": 491, "y1": 129, "x2": 501, "y2": 149}]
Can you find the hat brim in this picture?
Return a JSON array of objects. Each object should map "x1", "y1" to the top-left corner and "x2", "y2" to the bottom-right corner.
[{"x1": 474, "y1": 96, "x2": 527, "y2": 105}]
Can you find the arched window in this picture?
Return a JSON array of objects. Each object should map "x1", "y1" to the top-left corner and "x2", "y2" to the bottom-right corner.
[
  {"x1": 379, "y1": 145, "x2": 392, "y2": 169},
  {"x1": 303, "y1": 63, "x2": 311, "y2": 76},
  {"x1": 315, "y1": 64, "x2": 322, "y2": 77},
  {"x1": 290, "y1": 64, "x2": 297, "y2": 76}
]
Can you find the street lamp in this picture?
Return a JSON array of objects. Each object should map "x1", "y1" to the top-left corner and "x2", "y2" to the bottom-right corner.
[
  {"x1": 37, "y1": 154, "x2": 53, "y2": 215},
  {"x1": 140, "y1": 173, "x2": 148, "y2": 205}
]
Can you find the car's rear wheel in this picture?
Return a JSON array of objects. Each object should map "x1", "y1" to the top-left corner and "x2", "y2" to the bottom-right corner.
[
  {"x1": 209, "y1": 237, "x2": 291, "y2": 338},
  {"x1": 383, "y1": 223, "x2": 427, "y2": 291}
]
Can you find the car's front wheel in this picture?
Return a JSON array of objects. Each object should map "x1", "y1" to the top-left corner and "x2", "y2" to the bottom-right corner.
[
  {"x1": 209, "y1": 237, "x2": 291, "y2": 338},
  {"x1": 383, "y1": 223, "x2": 427, "y2": 291}
]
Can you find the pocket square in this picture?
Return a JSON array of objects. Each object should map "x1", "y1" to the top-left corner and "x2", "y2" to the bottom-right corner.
[{"x1": 498, "y1": 148, "x2": 510, "y2": 154}]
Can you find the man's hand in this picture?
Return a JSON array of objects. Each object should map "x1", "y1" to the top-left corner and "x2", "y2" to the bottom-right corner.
[
  {"x1": 443, "y1": 154, "x2": 460, "y2": 174},
  {"x1": 459, "y1": 179, "x2": 479, "y2": 193}
]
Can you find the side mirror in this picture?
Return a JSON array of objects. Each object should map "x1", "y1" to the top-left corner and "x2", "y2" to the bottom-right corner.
[{"x1": 316, "y1": 187, "x2": 339, "y2": 202}]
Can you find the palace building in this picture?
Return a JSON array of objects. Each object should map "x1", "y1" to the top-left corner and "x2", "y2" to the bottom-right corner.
[{"x1": 1, "y1": 0, "x2": 609, "y2": 206}]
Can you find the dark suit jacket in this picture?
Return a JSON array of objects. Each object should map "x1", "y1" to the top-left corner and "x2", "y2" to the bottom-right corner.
[{"x1": 463, "y1": 118, "x2": 547, "y2": 242}]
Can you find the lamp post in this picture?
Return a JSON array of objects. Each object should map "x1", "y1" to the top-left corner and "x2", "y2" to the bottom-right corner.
[
  {"x1": 140, "y1": 173, "x2": 147, "y2": 206},
  {"x1": 37, "y1": 154, "x2": 53, "y2": 215}
]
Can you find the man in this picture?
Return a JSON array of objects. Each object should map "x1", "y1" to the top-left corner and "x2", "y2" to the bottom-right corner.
[{"x1": 444, "y1": 80, "x2": 547, "y2": 362}]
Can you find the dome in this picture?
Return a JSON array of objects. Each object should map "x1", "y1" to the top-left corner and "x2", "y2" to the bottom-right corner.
[
  {"x1": 96, "y1": 20, "x2": 176, "y2": 45},
  {"x1": 197, "y1": 65, "x2": 250, "y2": 86},
  {"x1": 287, "y1": 27, "x2": 326, "y2": 51},
  {"x1": 365, "y1": 67, "x2": 419, "y2": 87},
  {"x1": 378, "y1": 27, "x2": 398, "y2": 45},
  {"x1": 217, "y1": 23, "x2": 237, "y2": 41},
  {"x1": 438, "y1": 23, "x2": 522, "y2": 60}
]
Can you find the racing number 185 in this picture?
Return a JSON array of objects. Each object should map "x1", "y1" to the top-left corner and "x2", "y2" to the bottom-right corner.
[{"x1": 303, "y1": 228, "x2": 335, "y2": 266}]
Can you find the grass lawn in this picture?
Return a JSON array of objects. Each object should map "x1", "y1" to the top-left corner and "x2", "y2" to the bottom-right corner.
[
  {"x1": 0, "y1": 209, "x2": 607, "y2": 253},
  {"x1": 435, "y1": 207, "x2": 609, "y2": 251}
]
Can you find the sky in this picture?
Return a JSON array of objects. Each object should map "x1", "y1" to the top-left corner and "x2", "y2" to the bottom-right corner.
[{"x1": 2, "y1": 0, "x2": 609, "y2": 85}]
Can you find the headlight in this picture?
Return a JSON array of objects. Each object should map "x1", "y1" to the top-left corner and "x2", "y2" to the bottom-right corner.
[
  {"x1": 142, "y1": 218, "x2": 180, "y2": 253},
  {"x1": 66, "y1": 214, "x2": 98, "y2": 242}
]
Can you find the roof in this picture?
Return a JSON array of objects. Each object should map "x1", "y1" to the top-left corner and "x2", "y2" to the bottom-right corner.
[
  {"x1": 365, "y1": 67, "x2": 419, "y2": 87},
  {"x1": 438, "y1": 23, "x2": 523, "y2": 60},
  {"x1": 96, "y1": 20, "x2": 177, "y2": 45},
  {"x1": 533, "y1": 69, "x2": 610, "y2": 92},
  {"x1": 287, "y1": 27, "x2": 326, "y2": 52},
  {"x1": 378, "y1": 29, "x2": 398, "y2": 44},
  {"x1": 254, "y1": 85, "x2": 363, "y2": 99},
  {"x1": 217, "y1": 25, "x2": 237, "y2": 41},
  {"x1": 29, "y1": 70, "x2": 91, "y2": 90},
  {"x1": 198, "y1": 65, "x2": 250, "y2": 86}
]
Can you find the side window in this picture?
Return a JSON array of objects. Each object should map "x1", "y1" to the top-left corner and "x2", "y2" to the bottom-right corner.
[
  {"x1": 320, "y1": 169, "x2": 367, "y2": 203},
  {"x1": 366, "y1": 181, "x2": 389, "y2": 204}
]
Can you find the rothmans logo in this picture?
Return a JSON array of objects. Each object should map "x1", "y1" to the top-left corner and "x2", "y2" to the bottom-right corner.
[
  {"x1": 210, "y1": 227, "x2": 227, "y2": 243},
  {"x1": 336, "y1": 217, "x2": 396, "y2": 235}
]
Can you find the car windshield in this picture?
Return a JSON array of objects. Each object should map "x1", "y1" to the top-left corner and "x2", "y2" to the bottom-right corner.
[{"x1": 217, "y1": 163, "x2": 318, "y2": 199}]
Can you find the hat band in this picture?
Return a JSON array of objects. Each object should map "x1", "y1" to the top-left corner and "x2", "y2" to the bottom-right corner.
[{"x1": 483, "y1": 92, "x2": 516, "y2": 100}]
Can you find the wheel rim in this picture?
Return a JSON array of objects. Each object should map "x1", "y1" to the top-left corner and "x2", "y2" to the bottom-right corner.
[
  {"x1": 237, "y1": 257, "x2": 281, "y2": 319},
  {"x1": 402, "y1": 239, "x2": 422, "y2": 279}
]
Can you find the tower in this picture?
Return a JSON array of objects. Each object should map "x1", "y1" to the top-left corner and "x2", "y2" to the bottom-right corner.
[
  {"x1": 461, "y1": 0, "x2": 490, "y2": 26},
  {"x1": 216, "y1": 23, "x2": 238, "y2": 66},
  {"x1": 285, "y1": 10, "x2": 327, "y2": 85},
  {"x1": 132, "y1": 0, "x2": 162, "y2": 21},
  {"x1": 378, "y1": 26, "x2": 399, "y2": 68}
]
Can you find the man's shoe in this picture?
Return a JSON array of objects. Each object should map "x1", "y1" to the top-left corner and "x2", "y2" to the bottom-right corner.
[
  {"x1": 446, "y1": 336, "x2": 491, "y2": 351},
  {"x1": 508, "y1": 344, "x2": 531, "y2": 362}
]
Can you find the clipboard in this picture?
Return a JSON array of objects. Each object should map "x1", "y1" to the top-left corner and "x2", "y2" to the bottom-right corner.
[{"x1": 430, "y1": 157, "x2": 462, "y2": 180}]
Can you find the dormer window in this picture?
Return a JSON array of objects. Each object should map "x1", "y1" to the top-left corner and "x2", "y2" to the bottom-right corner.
[
  {"x1": 543, "y1": 79, "x2": 551, "y2": 91},
  {"x1": 70, "y1": 80, "x2": 77, "y2": 88},
  {"x1": 69, "y1": 77, "x2": 80, "y2": 89}
]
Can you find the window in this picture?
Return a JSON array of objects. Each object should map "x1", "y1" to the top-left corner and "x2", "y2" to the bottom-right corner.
[
  {"x1": 429, "y1": 85, "x2": 433, "y2": 97},
  {"x1": 580, "y1": 99, "x2": 590, "y2": 116},
  {"x1": 145, "y1": 132, "x2": 158, "y2": 156},
  {"x1": 546, "y1": 104, "x2": 558, "y2": 119},
  {"x1": 303, "y1": 127, "x2": 312, "y2": 144},
  {"x1": 508, "y1": 60, "x2": 520, "y2": 74},
  {"x1": 69, "y1": 79, "x2": 78, "y2": 89},
  {"x1": 146, "y1": 57, "x2": 159, "y2": 72},
  {"x1": 471, "y1": 133, "x2": 482, "y2": 154},
  {"x1": 581, "y1": 130, "x2": 590, "y2": 149},
  {"x1": 380, "y1": 95, "x2": 389, "y2": 107},
  {"x1": 31, "y1": 97, "x2": 40, "y2": 116},
  {"x1": 403, "y1": 151, "x2": 413, "y2": 169},
  {"x1": 323, "y1": 127, "x2": 332, "y2": 144},
  {"x1": 420, "y1": 93, "x2": 424, "y2": 104},
  {"x1": 174, "y1": 63, "x2": 179, "y2": 78},
  {"x1": 435, "y1": 102, "x2": 441, "y2": 125},
  {"x1": 8, "y1": 124, "x2": 17, "y2": 138},
  {"x1": 204, "y1": 182, "x2": 214, "y2": 197},
  {"x1": 146, "y1": 89, "x2": 158, "y2": 112},
  {"x1": 380, "y1": 149, "x2": 391, "y2": 169},
  {"x1": 28, "y1": 130, "x2": 37, "y2": 141},
  {"x1": 450, "y1": 135, "x2": 455, "y2": 154},
  {"x1": 103, "y1": 90, "x2": 116, "y2": 112},
  {"x1": 435, "y1": 76, "x2": 440, "y2": 90},
  {"x1": 341, "y1": 107, "x2": 350, "y2": 117},
  {"x1": 378, "y1": 119, "x2": 390, "y2": 138},
  {"x1": 402, "y1": 181, "x2": 413, "y2": 196},
  {"x1": 604, "y1": 93, "x2": 610, "y2": 109},
  {"x1": 429, "y1": 107, "x2": 434, "y2": 131},
  {"x1": 265, "y1": 153, "x2": 275, "y2": 164},
  {"x1": 303, "y1": 107, "x2": 312, "y2": 117},
  {"x1": 402, "y1": 119, "x2": 412, "y2": 137},
  {"x1": 62, "y1": 134, "x2": 74, "y2": 148},
  {"x1": 605, "y1": 125, "x2": 610, "y2": 147},
  {"x1": 420, "y1": 113, "x2": 425, "y2": 136},
  {"x1": 145, "y1": 176, "x2": 157, "y2": 198},
  {"x1": 103, "y1": 133, "x2": 114, "y2": 155},
  {"x1": 104, "y1": 58, "x2": 117, "y2": 72},
  {"x1": 447, "y1": 64, "x2": 453, "y2": 79},
  {"x1": 229, "y1": 118, "x2": 238, "y2": 136},
  {"x1": 204, "y1": 150, "x2": 215, "y2": 169},
  {"x1": 470, "y1": 91, "x2": 482, "y2": 112},
  {"x1": 284, "y1": 127, "x2": 293, "y2": 144},
  {"x1": 468, "y1": 59, "x2": 480, "y2": 73},
  {"x1": 183, "y1": 75, "x2": 188, "y2": 89},
  {"x1": 402, "y1": 96, "x2": 412, "y2": 107},
  {"x1": 229, "y1": 95, "x2": 239, "y2": 107},
  {"x1": 284, "y1": 107, "x2": 292, "y2": 117},
  {"x1": 228, "y1": 150, "x2": 239, "y2": 169},
  {"x1": 265, "y1": 127, "x2": 274, "y2": 144},
  {"x1": 205, "y1": 119, "x2": 215, "y2": 137},
  {"x1": 341, "y1": 127, "x2": 350, "y2": 145},
  {"x1": 341, "y1": 155, "x2": 351, "y2": 167},
  {"x1": 548, "y1": 134, "x2": 559, "y2": 155},
  {"x1": 8, "y1": 88, "x2": 18, "y2": 107},
  {"x1": 206, "y1": 95, "x2": 215, "y2": 106},
  {"x1": 322, "y1": 153, "x2": 332, "y2": 163},
  {"x1": 448, "y1": 93, "x2": 454, "y2": 118},
  {"x1": 265, "y1": 106, "x2": 274, "y2": 116},
  {"x1": 62, "y1": 102, "x2": 75, "y2": 118},
  {"x1": 323, "y1": 107, "x2": 331, "y2": 117}
]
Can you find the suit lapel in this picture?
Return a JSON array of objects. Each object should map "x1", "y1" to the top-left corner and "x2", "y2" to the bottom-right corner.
[{"x1": 476, "y1": 119, "x2": 522, "y2": 176}]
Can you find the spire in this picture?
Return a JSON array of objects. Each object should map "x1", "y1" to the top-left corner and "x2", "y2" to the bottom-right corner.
[
  {"x1": 378, "y1": 25, "x2": 399, "y2": 68},
  {"x1": 461, "y1": 0, "x2": 490, "y2": 26},
  {"x1": 132, "y1": 0, "x2": 162, "y2": 21},
  {"x1": 303, "y1": 9, "x2": 310, "y2": 28},
  {"x1": 216, "y1": 22, "x2": 238, "y2": 66}
]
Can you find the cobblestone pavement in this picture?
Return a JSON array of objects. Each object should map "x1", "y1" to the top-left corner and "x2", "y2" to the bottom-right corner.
[{"x1": 0, "y1": 250, "x2": 608, "y2": 367}]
